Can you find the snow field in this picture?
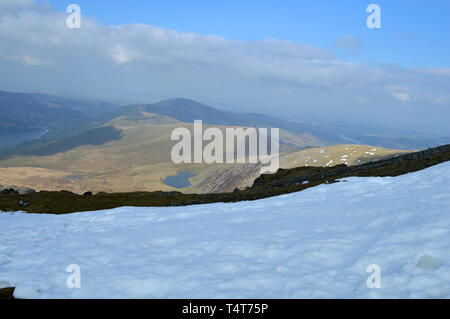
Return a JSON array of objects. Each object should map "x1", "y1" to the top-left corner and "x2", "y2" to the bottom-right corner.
[{"x1": 0, "y1": 162, "x2": 449, "y2": 298}]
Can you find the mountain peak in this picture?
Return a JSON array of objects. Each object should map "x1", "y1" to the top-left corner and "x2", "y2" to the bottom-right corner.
[{"x1": 152, "y1": 98, "x2": 210, "y2": 108}]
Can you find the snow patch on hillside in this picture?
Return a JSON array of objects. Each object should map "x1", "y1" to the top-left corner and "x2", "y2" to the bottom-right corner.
[{"x1": 1, "y1": 162, "x2": 450, "y2": 298}]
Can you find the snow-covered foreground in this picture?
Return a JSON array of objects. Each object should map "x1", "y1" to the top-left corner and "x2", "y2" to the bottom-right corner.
[{"x1": 1, "y1": 162, "x2": 450, "y2": 299}]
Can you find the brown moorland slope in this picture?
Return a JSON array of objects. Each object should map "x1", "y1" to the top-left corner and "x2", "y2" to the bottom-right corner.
[{"x1": 0, "y1": 144, "x2": 448, "y2": 215}]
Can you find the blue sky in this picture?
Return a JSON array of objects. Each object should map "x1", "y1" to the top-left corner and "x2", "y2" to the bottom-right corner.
[
  {"x1": 43, "y1": 0, "x2": 450, "y2": 68},
  {"x1": 2, "y1": 0, "x2": 449, "y2": 134}
]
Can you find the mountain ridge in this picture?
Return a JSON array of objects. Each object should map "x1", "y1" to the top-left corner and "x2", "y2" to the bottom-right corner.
[
  {"x1": 0, "y1": 90, "x2": 88, "y2": 132},
  {"x1": 0, "y1": 143, "x2": 448, "y2": 214},
  {"x1": 1, "y1": 90, "x2": 448, "y2": 151}
]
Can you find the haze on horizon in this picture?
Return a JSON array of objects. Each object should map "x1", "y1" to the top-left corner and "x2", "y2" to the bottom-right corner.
[{"x1": 0, "y1": 0, "x2": 449, "y2": 135}]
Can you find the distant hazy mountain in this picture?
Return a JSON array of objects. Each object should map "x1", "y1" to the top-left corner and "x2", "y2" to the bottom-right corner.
[
  {"x1": 1, "y1": 92, "x2": 444, "y2": 194},
  {"x1": 31, "y1": 93, "x2": 119, "y2": 119},
  {"x1": 0, "y1": 90, "x2": 88, "y2": 133},
  {"x1": 0, "y1": 90, "x2": 120, "y2": 133},
  {"x1": 96, "y1": 98, "x2": 448, "y2": 149},
  {"x1": 96, "y1": 98, "x2": 342, "y2": 144},
  {"x1": 1, "y1": 90, "x2": 447, "y2": 150}
]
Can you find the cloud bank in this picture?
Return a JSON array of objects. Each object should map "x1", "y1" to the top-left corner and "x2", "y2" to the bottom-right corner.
[{"x1": 0, "y1": 2, "x2": 449, "y2": 134}]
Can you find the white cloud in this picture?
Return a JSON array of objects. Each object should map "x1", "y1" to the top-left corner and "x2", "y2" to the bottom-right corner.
[
  {"x1": 333, "y1": 35, "x2": 363, "y2": 55},
  {"x1": 0, "y1": 0, "x2": 34, "y2": 9},
  {"x1": 0, "y1": 2, "x2": 449, "y2": 134},
  {"x1": 392, "y1": 92, "x2": 412, "y2": 102},
  {"x1": 109, "y1": 44, "x2": 135, "y2": 64}
]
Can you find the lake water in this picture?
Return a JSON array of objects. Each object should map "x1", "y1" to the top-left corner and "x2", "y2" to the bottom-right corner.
[
  {"x1": 68, "y1": 175, "x2": 83, "y2": 180},
  {"x1": 0, "y1": 129, "x2": 48, "y2": 148},
  {"x1": 163, "y1": 171, "x2": 195, "y2": 188}
]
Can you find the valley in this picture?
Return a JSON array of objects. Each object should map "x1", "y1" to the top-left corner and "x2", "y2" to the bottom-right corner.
[
  {"x1": 0, "y1": 123, "x2": 411, "y2": 194},
  {"x1": 0, "y1": 143, "x2": 448, "y2": 215},
  {"x1": 1, "y1": 1, "x2": 450, "y2": 301},
  {"x1": 0, "y1": 92, "x2": 417, "y2": 195},
  {"x1": 0, "y1": 128, "x2": 48, "y2": 148}
]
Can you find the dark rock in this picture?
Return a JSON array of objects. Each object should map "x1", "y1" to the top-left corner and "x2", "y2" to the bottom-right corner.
[
  {"x1": 170, "y1": 202, "x2": 181, "y2": 206},
  {"x1": 83, "y1": 191, "x2": 93, "y2": 196},
  {"x1": 16, "y1": 186, "x2": 36, "y2": 195},
  {"x1": 252, "y1": 144, "x2": 450, "y2": 189},
  {"x1": 1, "y1": 188, "x2": 19, "y2": 195},
  {"x1": 19, "y1": 199, "x2": 30, "y2": 207},
  {"x1": 0, "y1": 185, "x2": 35, "y2": 195},
  {"x1": 0, "y1": 287, "x2": 15, "y2": 299}
]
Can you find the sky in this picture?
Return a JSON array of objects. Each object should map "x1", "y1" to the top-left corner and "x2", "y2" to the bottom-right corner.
[
  {"x1": 43, "y1": 0, "x2": 450, "y2": 68},
  {"x1": 0, "y1": 0, "x2": 449, "y2": 135}
]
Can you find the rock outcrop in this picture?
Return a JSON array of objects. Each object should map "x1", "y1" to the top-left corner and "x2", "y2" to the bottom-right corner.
[{"x1": 0, "y1": 185, "x2": 35, "y2": 195}]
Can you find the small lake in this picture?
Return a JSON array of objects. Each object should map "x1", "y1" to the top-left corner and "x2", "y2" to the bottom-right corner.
[
  {"x1": 163, "y1": 171, "x2": 195, "y2": 188},
  {"x1": 0, "y1": 128, "x2": 48, "y2": 148},
  {"x1": 68, "y1": 175, "x2": 83, "y2": 180}
]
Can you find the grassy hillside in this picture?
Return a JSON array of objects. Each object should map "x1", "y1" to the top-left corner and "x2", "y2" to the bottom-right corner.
[
  {"x1": 0, "y1": 118, "x2": 270, "y2": 193},
  {"x1": 280, "y1": 144, "x2": 412, "y2": 168},
  {"x1": 0, "y1": 90, "x2": 88, "y2": 131},
  {"x1": 0, "y1": 106, "x2": 325, "y2": 194},
  {"x1": 0, "y1": 95, "x2": 425, "y2": 195},
  {"x1": 0, "y1": 105, "x2": 411, "y2": 195},
  {"x1": 0, "y1": 91, "x2": 445, "y2": 153},
  {"x1": 191, "y1": 144, "x2": 413, "y2": 193},
  {"x1": 0, "y1": 122, "x2": 183, "y2": 194},
  {"x1": 0, "y1": 138, "x2": 411, "y2": 196},
  {"x1": 21, "y1": 126, "x2": 123, "y2": 156},
  {"x1": 31, "y1": 93, "x2": 119, "y2": 118},
  {"x1": 0, "y1": 144, "x2": 448, "y2": 215}
]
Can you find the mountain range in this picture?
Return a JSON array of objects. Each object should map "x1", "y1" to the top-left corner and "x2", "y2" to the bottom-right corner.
[
  {"x1": 0, "y1": 89, "x2": 448, "y2": 194},
  {"x1": 1, "y1": 90, "x2": 448, "y2": 151}
]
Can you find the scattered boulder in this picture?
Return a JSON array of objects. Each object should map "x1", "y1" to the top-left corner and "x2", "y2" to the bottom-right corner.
[
  {"x1": 19, "y1": 199, "x2": 31, "y2": 208},
  {"x1": 1, "y1": 188, "x2": 19, "y2": 195},
  {"x1": 170, "y1": 202, "x2": 182, "y2": 206},
  {"x1": 83, "y1": 191, "x2": 93, "y2": 196},
  {"x1": 0, "y1": 185, "x2": 35, "y2": 195},
  {"x1": 14, "y1": 186, "x2": 36, "y2": 195}
]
